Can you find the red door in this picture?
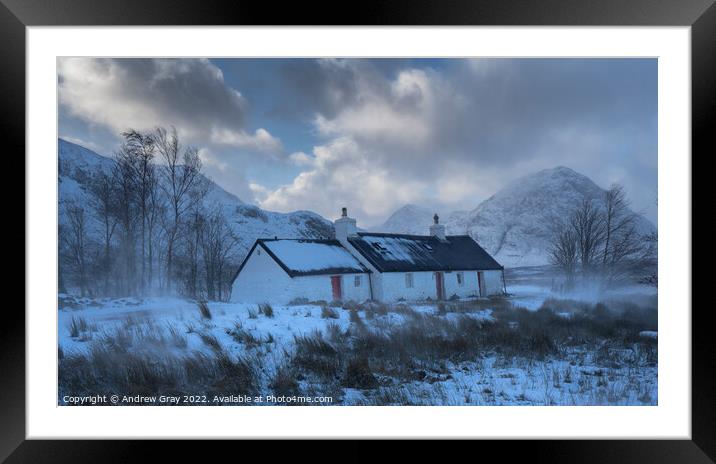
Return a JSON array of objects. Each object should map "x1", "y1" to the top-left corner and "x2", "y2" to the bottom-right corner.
[
  {"x1": 331, "y1": 276, "x2": 342, "y2": 301},
  {"x1": 434, "y1": 272, "x2": 445, "y2": 300}
]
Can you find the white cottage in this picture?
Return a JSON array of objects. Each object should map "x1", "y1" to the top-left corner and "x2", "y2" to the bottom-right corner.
[
  {"x1": 230, "y1": 208, "x2": 505, "y2": 304},
  {"x1": 230, "y1": 238, "x2": 371, "y2": 304}
]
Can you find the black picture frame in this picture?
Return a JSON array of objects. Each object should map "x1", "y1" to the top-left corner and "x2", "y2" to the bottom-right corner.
[{"x1": 3, "y1": 0, "x2": 711, "y2": 461}]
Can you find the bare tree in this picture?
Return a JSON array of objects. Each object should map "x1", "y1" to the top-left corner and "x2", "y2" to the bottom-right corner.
[
  {"x1": 549, "y1": 225, "x2": 578, "y2": 289},
  {"x1": 62, "y1": 202, "x2": 89, "y2": 297},
  {"x1": 602, "y1": 185, "x2": 636, "y2": 264},
  {"x1": 600, "y1": 184, "x2": 655, "y2": 284},
  {"x1": 200, "y1": 208, "x2": 239, "y2": 300},
  {"x1": 121, "y1": 130, "x2": 158, "y2": 294},
  {"x1": 113, "y1": 142, "x2": 141, "y2": 295},
  {"x1": 182, "y1": 179, "x2": 210, "y2": 298},
  {"x1": 571, "y1": 198, "x2": 606, "y2": 275},
  {"x1": 549, "y1": 186, "x2": 657, "y2": 289},
  {"x1": 155, "y1": 127, "x2": 202, "y2": 293},
  {"x1": 145, "y1": 173, "x2": 165, "y2": 294},
  {"x1": 88, "y1": 171, "x2": 118, "y2": 295}
]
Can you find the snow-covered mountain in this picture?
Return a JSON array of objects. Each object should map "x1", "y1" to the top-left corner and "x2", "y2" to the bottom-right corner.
[
  {"x1": 373, "y1": 204, "x2": 436, "y2": 235},
  {"x1": 379, "y1": 167, "x2": 656, "y2": 268},
  {"x1": 58, "y1": 139, "x2": 333, "y2": 259}
]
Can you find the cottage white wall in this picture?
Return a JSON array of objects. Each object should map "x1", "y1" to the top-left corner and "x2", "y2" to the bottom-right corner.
[
  {"x1": 481, "y1": 270, "x2": 505, "y2": 295},
  {"x1": 381, "y1": 271, "x2": 431, "y2": 302},
  {"x1": 231, "y1": 246, "x2": 370, "y2": 304},
  {"x1": 377, "y1": 269, "x2": 504, "y2": 302},
  {"x1": 443, "y1": 270, "x2": 481, "y2": 299},
  {"x1": 230, "y1": 246, "x2": 293, "y2": 304},
  {"x1": 322, "y1": 273, "x2": 372, "y2": 302},
  {"x1": 337, "y1": 237, "x2": 385, "y2": 301},
  {"x1": 380, "y1": 270, "x2": 476, "y2": 302}
]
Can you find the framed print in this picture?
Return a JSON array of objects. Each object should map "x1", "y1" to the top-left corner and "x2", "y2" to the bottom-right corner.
[{"x1": 4, "y1": 0, "x2": 713, "y2": 461}]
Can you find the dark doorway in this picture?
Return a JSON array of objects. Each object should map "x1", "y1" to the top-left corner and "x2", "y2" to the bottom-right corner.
[
  {"x1": 434, "y1": 272, "x2": 445, "y2": 300},
  {"x1": 331, "y1": 275, "x2": 342, "y2": 301}
]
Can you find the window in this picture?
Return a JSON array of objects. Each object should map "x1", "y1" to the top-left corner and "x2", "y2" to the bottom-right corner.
[
  {"x1": 457, "y1": 272, "x2": 464, "y2": 286},
  {"x1": 354, "y1": 275, "x2": 361, "y2": 287},
  {"x1": 405, "y1": 273, "x2": 414, "y2": 288}
]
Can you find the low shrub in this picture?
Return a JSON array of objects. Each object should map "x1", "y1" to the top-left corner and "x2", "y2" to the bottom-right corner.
[
  {"x1": 341, "y1": 300, "x2": 360, "y2": 310},
  {"x1": 270, "y1": 364, "x2": 301, "y2": 397},
  {"x1": 293, "y1": 332, "x2": 342, "y2": 379},
  {"x1": 321, "y1": 306, "x2": 339, "y2": 319},
  {"x1": 343, "y1": 356, "x2": 378, "y2": 389},
  {"x1": 349, "y1": 309, "x2": 363, "y2": 325}
]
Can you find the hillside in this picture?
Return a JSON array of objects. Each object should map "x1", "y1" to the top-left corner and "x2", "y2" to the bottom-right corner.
[{"x1": 58, "y1": 138, "x2": 333, "y2": 260}]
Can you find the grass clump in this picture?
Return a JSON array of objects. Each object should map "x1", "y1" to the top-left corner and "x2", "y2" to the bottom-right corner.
[
  {"x1": 349, "y1": 309, "x2": 363, "y2": 325},
  {"x1": 270, "y1": 363, "x2": 301, "y2": 397},
  {"x1": 226, "y1": 322, "x2": 264, "y2": 348},
  {"x1": 342, "y1": 356, "x2": 378, "y2": 389},
  {"x1": 321, "y1": 305, "x2": 339, "y2": 319},
  {"x1": 258, "y1": 303, "x2": 274, "y2": 318},
  {"x1": 59, "y1": 346, "x2": 258, "y2": 403},
  {"x1": 199, "y1": 332, "x2": 222, "y2": 352},
  {"x1": 68, "y1": 316, "x2": 84, "y2": 338},
  {"x1": 197, "y1": 300, "x2": 212, "y2": 320},
  {"x1": 292, "y1": 331, "x2": 342, "y2": 379}
]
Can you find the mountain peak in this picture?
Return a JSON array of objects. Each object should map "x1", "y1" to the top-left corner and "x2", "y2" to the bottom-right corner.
[
  {"x1": 374, "y1": 203, "x2": 434, "y2": 234},
  {"x1": 525, "y1": 165, "x2": 589, "y2": 182},
  {"x1": 376, "y1": 165, "x2": 655, "y2": 268},
  {"x1": 396, "y1": 204, "x2": 431, "y2": 214},
  {"x1": 547, "y1": 165, "x2": 576, "y2": 174}
]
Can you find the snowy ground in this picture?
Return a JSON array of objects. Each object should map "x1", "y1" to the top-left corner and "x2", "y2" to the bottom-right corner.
[{"x1": 58, "y1": 269, "x2": 657, "y2": 406}]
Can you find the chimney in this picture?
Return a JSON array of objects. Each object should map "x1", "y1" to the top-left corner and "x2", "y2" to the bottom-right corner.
[
  {"x1": 429, "y1": 213, "x2": 446, "y2": 240},
  {"x1": 334, "y1": 206, "x2": 357, "y2": 241}
]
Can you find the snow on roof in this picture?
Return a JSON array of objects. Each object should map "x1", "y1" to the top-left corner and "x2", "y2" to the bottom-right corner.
[
  {"x1": 348, "y1": 233, "x2": 503, "y2": 273},
  {"x1": 258, "y1": 239, "x2": 369, "y2": 277}
]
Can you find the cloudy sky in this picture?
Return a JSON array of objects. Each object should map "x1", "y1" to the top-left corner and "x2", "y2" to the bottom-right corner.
[{"x1": 58, "y1": 58, "x2": 657, "y2": 226}]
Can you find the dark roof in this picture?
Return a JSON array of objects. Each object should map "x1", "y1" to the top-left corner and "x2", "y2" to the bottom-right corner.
[
  {"x1": 347, "y1": 233, "x2": 502, "y2": 273},
  {"x1": 232, "y1": 239, "x2": 370, "y2": 281}
]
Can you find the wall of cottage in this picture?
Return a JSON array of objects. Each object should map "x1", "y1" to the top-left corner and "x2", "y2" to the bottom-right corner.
[
  {"x1": 379, "y1": 269, "x2": 504, "y2": 302},
  {"x1": 230, "y1": 245, "x2": 371, "y2": 304}
]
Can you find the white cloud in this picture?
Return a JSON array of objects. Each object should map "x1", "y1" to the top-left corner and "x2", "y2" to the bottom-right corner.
[
  {"x1": 61, "y1": 58, "x2": 658, "y2": 225},
  {"x1": 58, "y1": 58, "x2": 247, "y2": 144},
  {"x1": 313, "y1": 69, "x2": 440, "y2": 149},
  {"x1": 288, "y1": 151, "x2": 314, "y2": 166},
  {"x1": 210, "y1": 127, "x2": 283, "y2": 155},
  {"x1": 255, "y1": 137, "x2": 427, "y2": 225},
  {"x1": 197, "y1": 147, "x2": 229, "y2": 171}
]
